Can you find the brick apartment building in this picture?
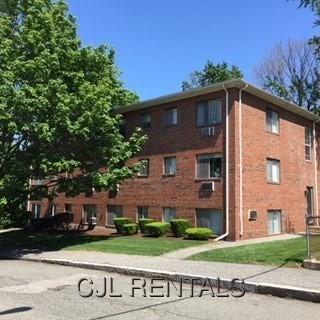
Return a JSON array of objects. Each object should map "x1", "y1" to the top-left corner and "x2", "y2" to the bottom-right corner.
[{"x1": 30, "y1": 79, "x2": 320, "y2": 241}]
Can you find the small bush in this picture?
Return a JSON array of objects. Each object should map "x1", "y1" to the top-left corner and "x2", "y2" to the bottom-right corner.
[
  {"x1": 123, "y1": 223, "x2": 138, "y2": 235},
  {"x1": 146, "y1": 222, "x2": 170, "y2": 237},
  {"x1": 138, "y1": 218, "x2": 154, "y2": 234},
  {"x1": 113, "y1": 218, "x2": 132, "y2": 234},
  {"x1": 30, "y1": 218, "x2": 50, "y2": 231},
  {"x1": 170, "y1": 219, "x2": 190, "y2": 237},
  {"x1": 185, "y1": 228, "x2": 212, "y2": 240},
  {"x1": 50, "y1": 212, "x2": 74, "y2": 230}
]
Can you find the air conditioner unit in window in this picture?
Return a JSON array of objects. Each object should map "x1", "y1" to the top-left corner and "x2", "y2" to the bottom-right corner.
[
  {"x1": 201, "y1": 126, "x2": 214, "y2": 137},
  {"x1": 200, "y1": 182, "x2": 214, "y2": 192},
  {"x1": 248, "y1": 210, "x2": 257, "y2": 220}
]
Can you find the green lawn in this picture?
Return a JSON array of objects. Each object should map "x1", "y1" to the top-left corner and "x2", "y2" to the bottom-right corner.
[
  {"x1": 187, "y1": 237, "x2": 307, "y2": 267},
  {"x1": 0, "y1": 230, "x2": 205, "y2": 256}
]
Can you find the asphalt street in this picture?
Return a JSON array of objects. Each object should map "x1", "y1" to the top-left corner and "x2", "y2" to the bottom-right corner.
[{"x1": 0, "y1": 260, "x2": 319, "y2": 320}]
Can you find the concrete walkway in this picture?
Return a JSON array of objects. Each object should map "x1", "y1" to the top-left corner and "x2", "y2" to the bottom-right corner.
[{"x1": 0, "y1": 232, "x2": 319, "y2": 303}]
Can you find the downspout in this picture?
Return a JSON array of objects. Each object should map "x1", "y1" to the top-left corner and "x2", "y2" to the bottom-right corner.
[
  {"x1": 215, "y1": 85, "x2": 229, "y2": 241},
  {"x1": 239, "y1": 85, "x2": 248, "y2": 237},
  {"x1": 313, "y1": 119, "x2": 320, "y2": 224}
]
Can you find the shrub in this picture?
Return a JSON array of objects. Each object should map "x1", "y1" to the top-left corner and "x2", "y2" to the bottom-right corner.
[
  {"x1": 170, "y1": 219, "x2": 190, "y2": 237},
  {"x1": 123, "y1": 223, "x2": 138, "y2": 235},
  {"x1": 113, "y1": 218, "x2": 133, "y2": 234},
  {"x1": 138, "y1": 218, "x2": 154, "y2": 234},
  {"x1": 185, "y1": 228, "x2": 212, "y2": 240},
  {"x1": 146, "y1": 222, "x2": 170, "y2": 237},
  {"x1": 30, "y1": 218, "x2": 50, "y2": 231},
  {"x1": 50, "y1": 212, "x2": 74, "y2": 230}
]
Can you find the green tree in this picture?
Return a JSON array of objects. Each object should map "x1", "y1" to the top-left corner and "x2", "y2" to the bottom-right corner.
[
  {"x1": 0, "y1": 0, "x2": 146, "y2": 225},
  {"x1": 296, "y1": 1, "x2": 320, "y2": 55},
  {"x1": 182, "y1": 60, "x2": 243, "y2": 91}
]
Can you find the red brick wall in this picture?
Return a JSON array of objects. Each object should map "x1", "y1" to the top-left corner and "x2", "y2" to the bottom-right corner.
[{"x1": 33, "y1": 87, "x2": 320, "y2": 241}]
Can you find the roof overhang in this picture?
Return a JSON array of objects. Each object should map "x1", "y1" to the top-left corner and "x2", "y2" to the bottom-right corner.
[{"x1": 115, "y1": 78, "x2": 320, "y2": 122}]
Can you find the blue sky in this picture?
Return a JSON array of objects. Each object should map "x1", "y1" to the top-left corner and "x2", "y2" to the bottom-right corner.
[{"x1": 66, "y1": 0, "x2": 317, "y2": 100}]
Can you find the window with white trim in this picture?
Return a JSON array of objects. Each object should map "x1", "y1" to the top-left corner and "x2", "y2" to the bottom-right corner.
[
  {"x1": 50, "y1": 204, "x2": 57, "y2": 216},
  {"x1": 267, "y1": 159, "x2": 280, "y2": 183},
  {"x1": 268, "y1": 210, "x2": 281, "y2": 235},
  {"x1": 83, "y1": 205, "x2": 97, "y2": 224},
  {"x1": 197, "y1": 99, "x2": 221, "y2": 127},
  {"x1": 266, "y1": 109, "x2": 279, "y2": 134},
  {"x1": 107, "y1": 205, "x2": 123, "y2": 226},
  {"x1": 140, "y1": 113, "x2": 151, "y2": 129},
  {"x1": 305, "y1": 128, "x2": 312, "y2": 161},
  {"x1": 137, "y1": 206, "x2": 148, "y2": 220},
  {"x1": 165, "y1": 108, "x2": 178, "y2": 126},
  {"x1": 164, "y1": 157, "x2": 176, "y2": 175},
  {"x1": 197, "y1": 154, "x2": 222, "y2": 179},
  {"x1": 31, "y1": 203, "x2": 41, "y2": 219},
  {"x1": 163, "y1": 207, "x2": 176, "y2": 222},
  {"x1": 138, "y1": 159, "x2": 150, "y2": 176}
]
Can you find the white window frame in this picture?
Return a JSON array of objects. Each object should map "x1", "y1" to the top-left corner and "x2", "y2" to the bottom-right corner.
[
  {"x1": 163, "y1": 207, "x2": 176, "y2": 222},
  {"x1": 267, "y1": 159, "x2": 280, "y2": 183},
  {"x1": 83, "y1": 205, "x2": 97, "y2": 224},
  {"x1": 305, "y1": 128, "x2": 312, "y2": 162},
  {"x1": 197, "y1": 154, "x2": 222, "y2": 179},
  {"x1": 164, "y1": 157, "x2": 176, "y2": 175},
  {"x1": 137, "y1": 206, "x2": 148, "y2": 220},
  {"x1": 268, "y1": 210, "x2": 281, "y2": 235},
  {"x1": 50, "y1": 204, "x2": 57, "y2": 217},
  {"x1": 165, "y1": 108, "x2": 178, "y2": 126},
  {"x1": 31, "y1": 203, "x2": 41, "y2": 219},
  {"x1": 106, "y1": 205, "x2": 123, "y2": 226},
  {"x1": 138, "y1": 159, "x2": 150, "y2": 177},
  {"x1": 197, "y1": 99, "x2": 221, "y2": 127},
  {"x1": 140, "y1": 113, "x2": 151, "y2": 129},
  {"x1": 266, "y1": 109, "x2": 279, "y2": 134}
]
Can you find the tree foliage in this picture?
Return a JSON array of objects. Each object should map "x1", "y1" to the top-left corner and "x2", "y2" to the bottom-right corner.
[
  {"x1": 182, "y1": 60, "x2": 243, "y2": 91},
  {"x1": 0, "y1": 0, "x2": 146, "y2": 222},
  {"x1": 253, "y1": 39, "x2": 320, "y2": 112},
  {"x1": 297, "y1": 1, "x2": 320, "y2": 55}
]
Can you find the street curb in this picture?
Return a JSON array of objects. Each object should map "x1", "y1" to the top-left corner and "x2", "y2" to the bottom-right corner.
[{"x1": 5, "y1": 255, "x2": 320, "y2": 303}]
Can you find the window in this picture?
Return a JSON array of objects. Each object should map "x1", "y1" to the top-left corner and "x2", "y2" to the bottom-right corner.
[
  {"x1": 140, "y1": 113, "x2": 151, "y2": 129},
  {"x1": 196, "y1": 209, "x2": 222, "y2": 235},
  {"x1": 137, "y1": 206, "x2": 148, "y2": 220},
  {"x1": 164, "y1": 157, "x2": 176, "y2": 175},
  {"x1": 165, "y1": 108, "x2": 178, "y2": 126},
  {"x1": 65, "y1": 204, "x2": 73, "y2": 213},
  {"x1": 305, "y1": 128, "x2": 312, "y2": 161},
  {"x1": 66, "y1": 172, "x2": 73, "y2": 179},
  {"x1": 83, "y1": 205, "x2": 97, "y2": 224},
  {"x1": 197, "y1": 99, "x2": 221, "y2": 127},
  {"x1": 197, "y1": 154, "x2": 222, "y2": 179},
  {"x1": 32, "y1": 179, "x2": 43, "y2": 186},
  {"x1": 50, "y1": 204, "x2": 57, "y2": 216},
  {"x1": 266, "y1": 159, "x2": 280, "y2": 183},
  {"x1": 31, "y1": 203, "x2": 41, "y2": 219},
  {"x1": 268, "y1": 210, "x2": 281, "y2": 235},
  {"x1": 119, "y1": 119, "x2": 126, "y2": 137},
  {"x1": 163, "y1": 207, "x2": 176, "y2": 222},
  {"x1": 107, "y1": 205, "x2": 123, "y2": 226},
  {"x1": 138, "y1": 159, "x2": 150, "y2": 176},
  {"x1": 266, "y1": 109, "x2": 279, "y2": 134}
]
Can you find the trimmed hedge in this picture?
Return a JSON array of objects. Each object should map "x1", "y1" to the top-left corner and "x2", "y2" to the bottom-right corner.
[
  {"x1": 185, "y1": 228, "x2": 212, "y2": 240},
  {"x1": 123, "y1": 223, "x2": 139, "y2": 235},
  {"x1": 138, "y1": 218, "x2": 154, "y2": 234},
  {"x1": 113, "y1": 218, "x2": 133, "y2": 234},
  {"x1": 170, "y1": 219, "x2": 190, "y2": 237},
  {"x1": 145, "y1": 222, "x2": 170, "y2": 237}
]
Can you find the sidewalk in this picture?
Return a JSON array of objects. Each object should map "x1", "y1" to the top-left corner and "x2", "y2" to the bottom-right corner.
[{"x1": 1, "y1": 233, "x2": 319, "y2": 303}]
